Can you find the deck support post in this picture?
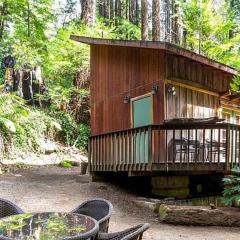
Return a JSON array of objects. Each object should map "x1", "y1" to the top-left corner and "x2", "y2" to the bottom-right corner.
[{"x1": 151, "y1": 176, "x2": 190, "y2": 199}]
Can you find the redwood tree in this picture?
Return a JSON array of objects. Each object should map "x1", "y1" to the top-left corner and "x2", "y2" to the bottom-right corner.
[
  {"x1": 141, "y1": 0, "x2": 148, "y2": 40},
  {"x1": 152, "y1": 0, "x2": 160, "y2": 41},
  {"x1": 80, "y1": 0, "x2": 96, "y2": 26}
]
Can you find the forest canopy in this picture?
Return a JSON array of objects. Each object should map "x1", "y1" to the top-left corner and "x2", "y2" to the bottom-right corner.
[{"x1": 0, "y1": 0, "x2": 240, "y2": 85}]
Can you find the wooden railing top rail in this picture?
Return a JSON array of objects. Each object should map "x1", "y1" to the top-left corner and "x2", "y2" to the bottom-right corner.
[{"x1": 90, "y1": 122, "x2": 240, "y2": 138}]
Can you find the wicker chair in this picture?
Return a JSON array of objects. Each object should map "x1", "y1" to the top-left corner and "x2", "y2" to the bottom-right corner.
[
  {"x1": 97, "y1": 223, "x2": 150, "y2": 240},
  {"x1": 71, "y1": 198, "x2": 113, "y2": 233},
  {"x1": 0, "y1": 199, "x2": 24, "y2": 218}
]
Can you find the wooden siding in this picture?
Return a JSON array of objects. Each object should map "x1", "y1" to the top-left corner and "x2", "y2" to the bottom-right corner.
[
  {"x1": 166, "y1": 84, "x2": 218, "y2": 120},
  {"x1": 166, "y1": 54, "x2": 233, "y2": 93},
  {"x1": 90, "y1": 45, "x2": 165, "y2": 135},
  {"x1": 90, "y1": 45, "x2": 235, "y2": 136}
]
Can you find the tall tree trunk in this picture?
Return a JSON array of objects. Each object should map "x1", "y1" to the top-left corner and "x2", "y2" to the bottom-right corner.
[
  {"x1": 129, "y1": 0, "x2": 136, "y2": 23},
  {"x1": 0, "y1": 2, "x2": 7, "y2": 40},
  {"x1": 117, "y1": 0, "x2": 122, "y2": 17},
  {"x1": 135, "y1": 0, "x2": 139, "y2": 25},
  {"x1": 27, "y1": 0, "x2": 30, "y2": 37},
  {"x1": 181, "y1": 0, "x2": 187, "y2": 47},
  {"x1": 115, "y1": 0, "x2": 122, "y2": 17},
  {"x1": 152, "y1": 0, "x2": 160, "y2": 41},
  {"x1": 80, "y1": 0, "x2": 96, "y2": 26},
  {"x1": 125, "y1": 0, "x2": 129, "y2": 20},
  {"x1": 102, "y1": 0, "x2": 110, "y2": 21},
  {"x1": 229, "y1": 0, "x2": 235, "y2": 39},
  {"x1": 141, "y1": 0, "x2": 148, "y2": 40},
  {"x1": 164, "y1": 0, "x2": 170, "y2": 42},
  {"x1": 110, "y1": 0, "x2": 115, "y2": 25},
  {"x1": 171, "y1": 0, "x2": 179, "y2": 44}
]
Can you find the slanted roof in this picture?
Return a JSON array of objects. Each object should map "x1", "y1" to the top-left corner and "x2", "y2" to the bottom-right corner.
[{"x1": 70, "y1": 35, "x2": 239, "y2": 75}]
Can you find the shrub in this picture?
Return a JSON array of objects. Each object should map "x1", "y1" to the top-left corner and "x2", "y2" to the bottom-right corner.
[
  {"x1": 222, "y1": 165, "x2": 240, "y2": 207},
  {"x1": 0, "y1": 94, "x2": 58, "y2": 153},
  {"x1": 49, "y1": 110, "x2": 90, "y2": 152}
]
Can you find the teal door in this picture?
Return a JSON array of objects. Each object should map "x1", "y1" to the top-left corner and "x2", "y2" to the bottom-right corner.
[{"x1": 132, "y1": 96, "x2": 152, "y2": 163}]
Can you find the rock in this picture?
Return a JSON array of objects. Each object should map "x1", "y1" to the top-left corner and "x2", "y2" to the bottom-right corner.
[
  {"x1": 38, "y1": 139, "x2": 58, "y2": 154},
  {"x1": 76, "y1": 175, "x2": 91, "y2": 183},
  {"x1": 134, "y1": 198, "x2": 162, "y2": 213},
  {"x1": 98, "y1": 185, "x2": 108, "y2": 190}
]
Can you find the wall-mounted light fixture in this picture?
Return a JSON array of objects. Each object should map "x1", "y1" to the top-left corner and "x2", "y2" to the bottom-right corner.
[
  {"x1": 152, "y1": 85, "x2": 158, "y2": 95},
  {"x1": 123, "y1": 95, "x2": 130, "y2": 104},
  {"x1": 166, "y1": 85, "x2": 176, "y2": 96}
]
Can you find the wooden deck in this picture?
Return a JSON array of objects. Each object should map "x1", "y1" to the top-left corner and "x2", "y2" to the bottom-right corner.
[{"x1": 89, "y1": 122, "x2": 240, "y2": 175}]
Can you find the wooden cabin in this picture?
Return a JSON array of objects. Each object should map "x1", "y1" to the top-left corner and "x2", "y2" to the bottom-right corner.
[{"x1": 72, "y1": 36, "x2": 240, "y2": 197}]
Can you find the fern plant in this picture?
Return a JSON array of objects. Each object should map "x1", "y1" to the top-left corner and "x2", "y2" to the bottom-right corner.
[{"x1": 222, "y1": 165, "x2": 240, "y2": 207}]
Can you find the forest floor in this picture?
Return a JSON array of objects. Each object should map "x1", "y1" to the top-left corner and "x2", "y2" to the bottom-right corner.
[
  {"x1": 1, "y1": 145, "x2": 87, "y2": 167},
  {"x1": 0, "y1": 166, "x2": 240, "y2": 240}
]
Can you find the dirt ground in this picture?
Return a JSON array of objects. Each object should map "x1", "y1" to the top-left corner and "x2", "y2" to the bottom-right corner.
[{"x1": 0, "y1": 166, "x2": 239, "y2": 240}]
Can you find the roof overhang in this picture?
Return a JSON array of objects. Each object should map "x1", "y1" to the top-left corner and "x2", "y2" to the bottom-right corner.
[{"x1": 70, "y1": 35, "x2": 239, "y2": 76}]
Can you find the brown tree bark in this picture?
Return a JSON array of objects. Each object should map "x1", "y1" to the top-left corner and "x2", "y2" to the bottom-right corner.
[
  {"x1": 164, "y1": 0, "x2": 170, "y2": 42},
  {"x1": 117, "y1": 0, "x2": 122, "y2": 17},
  {"x1": 141, "y1": 0, "x2": 148, "y2": 40},
  {"x1": 129, "y1": 0, "x2": 136, "y2": 23},
  {"x1": 110, "y1": 0, "x2": 115, "y2": 25},
  {"x1": 125, "y1": 0, "x2": 129, "y2": 20},
  {"x1": 115, "y1": 0, "x2": 122, "y2": 17},
  {"x1": 0, "y1": 2, "x2": 7, "y2": 40},
  {"x1": 100, "y1": 0, "x2": 110, "y2": 23},
  {"x1": 229, "y1": 0, "x2": 235, "y2": 39},
  {"x1": 102, "y1": 0, "x2": 110, "y2": 19},
  {"x1": 171, "y1": 0, "x2": 179, "y2": 44},
  {"x1": 80, "y1": 0, "x2": 96, "y2": 26},
  {"x1": 159, "y1": 205, "x2": 240, "y2": 227},
  {"x1": 152, "y1": 0, "x2": 160, "y2": 41},
  {"x1": 135, "y1": 0, "x2": 139, "y2": 25}
]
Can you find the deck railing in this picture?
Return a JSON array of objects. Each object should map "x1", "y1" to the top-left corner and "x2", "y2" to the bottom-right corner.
[{"x1": 89, "y1": 123, "x2": 240, "y2": 173}]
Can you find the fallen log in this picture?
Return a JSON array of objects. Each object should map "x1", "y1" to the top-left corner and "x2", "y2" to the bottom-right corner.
[{"x1": 159, "y1": 204, "x2": 240, "y2": 227}]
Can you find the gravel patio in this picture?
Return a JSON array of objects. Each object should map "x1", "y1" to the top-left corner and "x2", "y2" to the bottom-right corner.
[{"x1": 0, "y1": 166, "x2": 239, "y2": 240}]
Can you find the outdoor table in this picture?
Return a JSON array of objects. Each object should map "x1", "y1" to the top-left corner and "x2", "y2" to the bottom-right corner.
[{"x1": 0, "y1": 212, "x2": 99, "y2": 240}]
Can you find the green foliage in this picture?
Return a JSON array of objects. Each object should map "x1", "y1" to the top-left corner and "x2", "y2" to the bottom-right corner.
[
  {"x1": 0, "y1": 0, "x2": 54, "y2": 69},
  {"x1": 0, "y1": 93, "x2": 89, "y2": 153},
  {"x1": 43, "y1": 20, "x2": 113, "y2": 89},
  {"x1": 50, "y1": 110, "x2": 90, "y2": 151},
  {"x1": 230, "y1": 75, "x2": 240, "y2": 92},
  {"x1": 0, "y1": 94, "x2": 54, "y2": 152},
  {"x1": 222, "y1": 165, "x2": 240, "y2": 207},
  {"x1": 112, "y1": 18, "x2": 141, "y2": 40},
  {"x1": 159, "y1": 205, "x2": 168, "y2": 221},
  {"x1": 179, "y1": 0, "x2": 240, "y2": 68},
  {"x1": 59, "y1": 160, "x2": 73, "y2": 168}
]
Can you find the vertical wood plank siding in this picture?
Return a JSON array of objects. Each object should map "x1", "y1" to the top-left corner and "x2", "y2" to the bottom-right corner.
[
  {"x1": 91, "y1": 46, "x2": 234, "y2": 136},
  {"x1": 91, "y1": 45, "x2": 165, "y2": 135}
]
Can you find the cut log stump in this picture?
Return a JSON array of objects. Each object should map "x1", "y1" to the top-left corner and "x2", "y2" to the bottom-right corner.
[{"x1": 159, "y1": 204, "x2": 240, "y2": 227}]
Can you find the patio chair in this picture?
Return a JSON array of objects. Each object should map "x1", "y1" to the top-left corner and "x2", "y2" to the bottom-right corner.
[
  {"x1": 97, "y1": 223, "x2": 150, "y2": 240},
  {"x1": 71, "y1": 198, "x2": 113, "y2": 233},
  {"x1": 168, "y1": 138, "x2": 187, "y2": 162},
  {"x1": 206, "y1": 139, "x2": 226, "y2": 162},
  {"x1": 0, "y1": 198, "x2": 24, "y2": 218},
  {"x1": 187, "y1": 140, "x2": 201, "y2": 162}
]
